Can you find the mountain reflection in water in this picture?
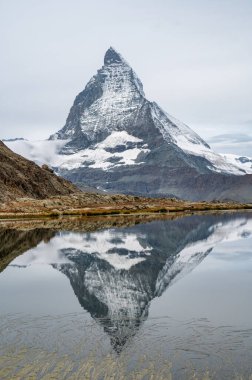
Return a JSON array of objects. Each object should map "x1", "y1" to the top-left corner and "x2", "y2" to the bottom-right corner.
[{"x1": 2, "y1": 212, "x2": 252, "y2": 354}]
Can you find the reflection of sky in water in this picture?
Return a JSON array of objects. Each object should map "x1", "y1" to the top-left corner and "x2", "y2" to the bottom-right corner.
[{"x1": 0, "y1": 265, "x2": 82, "y2": 315}]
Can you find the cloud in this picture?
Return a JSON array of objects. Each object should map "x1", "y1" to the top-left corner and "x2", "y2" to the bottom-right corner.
[
  {"x1": 4, "y1": 139, "x2": 67, "y2": 166},
  {"x1": 209, "y1": 133, "x2": 252, "y2": 144},
  {"x1": 208, "y1": 132, "x2": 252, "y2": 156}
]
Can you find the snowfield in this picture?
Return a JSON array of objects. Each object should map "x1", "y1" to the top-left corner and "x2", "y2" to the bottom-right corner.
[
  {"x1": 5, "y1": 132, "x2": 252, "y2": 175},
  {"x1": 220, "y1": 153, "x2": 252, "y2": 174},
  {"x1": 5, "y1": 131, "x2": 150, "y2": 171},
  {"x1": 57, "y1": 131, "x2": 150, "y2": 170}
]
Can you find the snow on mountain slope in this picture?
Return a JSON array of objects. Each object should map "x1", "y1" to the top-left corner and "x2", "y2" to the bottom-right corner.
[
  {"x1": 5, "y1": 131, "x2": 150, "y2": 171},
  {"x1": 150, "y1": 103, "x2": 245, "y2": 175},
  {"x1": 5, "y1": 134, "x2": 249, "y2": 175},
  {"x1": 220, "y1": 153, "x2": 252, "y2": 174},
  {"x1": 50, "y1": 48, "x2": 145, "y2": 143},
  {"x1": 56, "y1": 131, "x2": 150, "y2": 170}
]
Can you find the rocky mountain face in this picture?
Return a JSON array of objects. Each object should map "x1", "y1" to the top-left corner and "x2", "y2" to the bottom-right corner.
[
  {"x1": 0, "y1": 141, "x2": 78, "y2": 202},
  {"x1": 49, "y1": 47, "x2": 252, "y2": 201}
]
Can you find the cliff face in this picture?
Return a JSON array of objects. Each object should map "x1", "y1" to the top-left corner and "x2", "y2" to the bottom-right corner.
[{"x1": 0, "y1": 141, "x2": 78, "y2": 202}]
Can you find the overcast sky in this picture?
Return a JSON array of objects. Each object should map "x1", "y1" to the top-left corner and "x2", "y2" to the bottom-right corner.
[{"x1": 0, "y1": 0, "x2": 251, "y2": 154}]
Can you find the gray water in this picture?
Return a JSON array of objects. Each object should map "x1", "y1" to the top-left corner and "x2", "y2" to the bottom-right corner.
[{"x1": 0, "y1": 212, "x2": 252, "y2": 379}]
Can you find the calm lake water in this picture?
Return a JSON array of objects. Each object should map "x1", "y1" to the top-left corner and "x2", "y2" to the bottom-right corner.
[{"x1": 1, "y1": 212, "x2": 252, "y2": 379}]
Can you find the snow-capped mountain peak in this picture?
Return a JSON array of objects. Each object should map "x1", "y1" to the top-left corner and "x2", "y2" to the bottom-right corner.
[
  {"x1": 104, "y1": 46, "x2": 126, "y2": 65},
  {"x1": 49, "y1": 48, "x2": 145, "y2": 146},
  {"x1": 5, "y1": 48, "x2": 252, "y2": 201},
  {"x1": 48, "y1": 48, "x2": 245, "y2": 176}
]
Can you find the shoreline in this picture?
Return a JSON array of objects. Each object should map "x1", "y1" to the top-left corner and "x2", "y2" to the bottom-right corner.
[{"x1": 0, "y1": 201, "x2": 252, "y2": 220}]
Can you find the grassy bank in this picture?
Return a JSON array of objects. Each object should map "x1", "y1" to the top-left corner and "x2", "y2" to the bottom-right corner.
[{"x1": 0, "y1": 192, "x2": 252, "y2": 220}]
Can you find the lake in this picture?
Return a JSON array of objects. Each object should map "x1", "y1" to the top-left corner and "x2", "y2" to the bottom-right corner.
[{"x1": 0, "y1": 212, "x2": 252, "y2": 379}]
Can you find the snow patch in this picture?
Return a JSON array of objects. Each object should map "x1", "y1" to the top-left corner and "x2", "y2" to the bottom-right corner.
[
  {"x1": 220, "y1": 153, "x2": 252, "y2": 174},
  {"x1": 174, "y1": 134, "x2": 245, "y2": 175},
  {"x1": 98, "y1": 130, "x2": 142, "y2": 148},
  {"x1": 57, "y1": 131, "x2": 149, "y2": 170},
  {"x1": 5, "y1": 132, "x2": 149, "y2": 171}
]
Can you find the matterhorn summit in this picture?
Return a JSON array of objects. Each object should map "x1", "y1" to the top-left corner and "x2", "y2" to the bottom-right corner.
[{"x1": 48, "y1": 47, "x2": 252, "y2": 201}]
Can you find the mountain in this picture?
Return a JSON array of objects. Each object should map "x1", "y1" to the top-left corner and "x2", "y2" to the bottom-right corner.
[
  {"x1": 0, "y1": 140, "x2": 77, "y2": 202},
  {"x1": 47, "y1": 47, "x2": 252, "y2": 201},
  {"x1": 8, "y1": 212, "x2": 252, "y2": 352}
]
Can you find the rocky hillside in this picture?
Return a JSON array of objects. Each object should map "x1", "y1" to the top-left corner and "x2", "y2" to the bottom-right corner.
[{"x1": 0, "y1": 141, "x2": 78, "y2": 202}]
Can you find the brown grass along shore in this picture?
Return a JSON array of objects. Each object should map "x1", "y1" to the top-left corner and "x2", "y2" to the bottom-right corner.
[{"x1": 0, "y1": 192, "x2": 251, "y2": 220}]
